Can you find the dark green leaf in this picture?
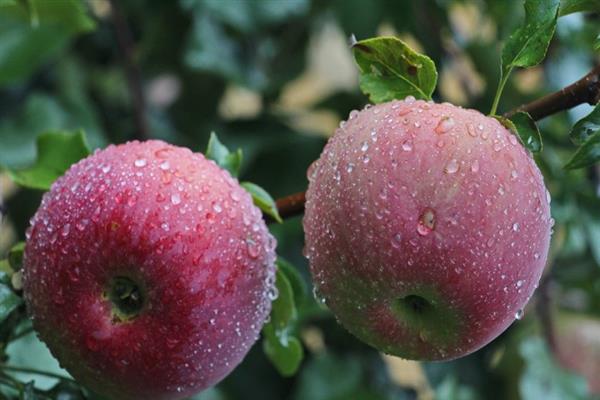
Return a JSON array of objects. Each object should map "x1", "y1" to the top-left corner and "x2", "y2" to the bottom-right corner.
[
  {"x1": 8, "y1": 242, "x2": 25, "y2": 271},
  {"x1": 502, "y1": 0, "x2": 559, "y2": 72},
  {"x1": 270, "y1": 268, "x2": 296, "y2": 330},
  {"x1": 569, "y1": 103, "x2": 600, "y2": 145},
  {"x1": 7, "y1": 130, "x2": 90, "y2": 190},
  {"x1": 0, "y1": 0, "x2": 95, "y2": 86},
  {"x1": 241, "y1": 182, "x2": 282, "y2": 223},
  {"x1": 519, "y1": 337, "x2": 589, "y2": 399},
  {"x1": 292, "y1": 353, "x2": 363, "y2": 400},
  {"x1": 505, "y1": 112, "x2": 543, "y2": 152},
  {"x1": 262, "y1": 268, "x2": 304, "y2": 376},
  {"x1": 0, "y1": 281, "x2": 22, "y2": 323},
  {"x1": 492, "y1": 0, "x2": 559, "y2": 114},
  {"x1": 352, "y1": 36, "x2": 438, "y2": 102},
  {"x1": 559, "y1": 0, "x2": 600, "y2": 16},
  {"x1": 205, "y1": 132, "x2": 243, "y2": 177},
  {"x1": 565, "y1": 131, "x2": 600, "y2": 169},
  {"x1": 276, "y1": 258, "x2": 306, "y2": 306},
  {"x1": 0, "y1": 0, "x2": 17, "y2": 6}
]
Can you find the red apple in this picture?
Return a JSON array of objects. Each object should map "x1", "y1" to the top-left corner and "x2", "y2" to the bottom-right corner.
[
  {"x1": 303, "y1": 98, "x2": 552, "y2": 360},
  {"x1": 23, "y1": 140, "x2": 276, "y2": 399}
]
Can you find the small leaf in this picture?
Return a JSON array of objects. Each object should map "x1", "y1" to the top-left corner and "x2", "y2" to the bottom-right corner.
[
  {"x1": 492, "y1": 0, "x2": 559, "y2": 114},
  {"x1": 241, "y1": 182, "x2": 282, "y2": 223},
  {"x1": 510, "y1": 112, "x2": 542, "y2": 152},
  {"x1": 270, "y1": 268, "x2": 296, "y2": 329},
  {"x1": 262, "y1": 267, "x2": 304, "y2": 376},
  {"x1": 519, "y1": 337, "x2": 588, "y2": 399},
  {"x1": 569, "y1": 103, "x2": 600, "y2": 145},
  {"x1": 8, "y1": 241, "x2": 25, "y2": 271},
  {"x1": 277, "y1": 258, "x2": 306, "y2": 307},
  {"x1": 205, "y1": 132, "x2": 243, "y2": 177},
  {"x1": 0, "y1": 281, "x2": 22, "y2": 323},
  {"x1": 494, "y1": 113, "x2": 542, "y2": 153},
  {"x1": 502, "y1": 0, "x2": 559, "y2": 72},
  {"x1": 262, "y1": 325, "x2": 304, "y2": 376},
  {"x1": 7, "y1": 130, "x2": 90, "y2": 190},
  {"x1": 352, "y1": 36, "x2": 438, "y2": 103},
  {"x1": 559, "y1": 0, "x2": 600, "y2": 16},
  {"x1": 565, "y1": 131, "x2": 600, "y2": 169}
]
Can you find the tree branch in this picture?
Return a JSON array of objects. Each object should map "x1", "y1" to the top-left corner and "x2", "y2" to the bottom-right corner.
[
  {"x1": 505, "y1": 64, "x2": 600, "y2": 120},
  {"x1": 109, "y1": 0, "x2": 148, "y2": 141},
  {"x1": 272, "y1": 64, "x2": 600, "y2": 222}
]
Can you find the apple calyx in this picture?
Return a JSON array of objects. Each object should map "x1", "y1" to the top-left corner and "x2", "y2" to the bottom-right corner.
[{"x1": 105, "y1": 276, "x2": 146, "y2": 322}]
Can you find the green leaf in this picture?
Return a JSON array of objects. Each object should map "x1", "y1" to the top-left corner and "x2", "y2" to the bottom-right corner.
[
  {"x1": 569, "y1": 103, "x2": 600, "y2": 145},
  {"x1": 559, "y1": 0, "x2": 600, "y2": 16},
  {"x1": 565, "y1": 131, "x2": 600, "y2": 169},
  {"x1": 8, "y1": 242, "x2": 25, "y2": 271},
  {"x1": 240, "y1": 182, "x2": 282, "y2": 223},
  {"x1": 0, "y1": 0, "x2": 95, "y2": 86},
  {"x1": 262, "y1": 326, "x2": 304, "y2": 377},
  {"x1": 204, "y1": 132, "x2": 243, "y2": 177},
  {"x1": 262, "y1": 268, "x2": 304, "y2": 376},
  {"x1": 508, "y1": 112, "x2": 543, "y2": 152},
  {"x1": 276, "y1": 258, "x2": 306, "y2": 307},
  {"x1": 7, "y1": 130, "x2": 90, "y2": 190},
  {"x1": 352, "y1": 36, "x2": 438, "y2": 103},
  {"x1": 519, "y1": 337, "x2": 589, "y2": 399},
  {"x1": 491, "y1": 0, "x2": 559, "y2": 114},
  {"x1": 0, "y1": 281, "x2": 22, "y2": 323},
  {"x1": 595, "y1": 34, "x2": 600, "y2": 51},
  {"x1": 270, "y1": 268, "x2": 296, "y2": 329}
]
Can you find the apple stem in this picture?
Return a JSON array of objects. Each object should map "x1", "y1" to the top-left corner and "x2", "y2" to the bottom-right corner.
[{"x1": 271, "y1": 64, "x2": 600, "y2": 223}]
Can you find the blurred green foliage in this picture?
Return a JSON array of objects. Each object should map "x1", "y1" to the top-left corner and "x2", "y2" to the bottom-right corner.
[{"x1": 0, "y1": 0, "x2": 600, "y2": 399}]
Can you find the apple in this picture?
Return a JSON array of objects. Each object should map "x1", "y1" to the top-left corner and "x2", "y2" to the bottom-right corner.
[
  {"x1": 23, "y1": 140, "x2": 277, "y2": 399},
  {"x1": 555, "y1": 313, "x2": 600, "y2": 394},
  {"x1": 303, "y1": 98, "x2": 552, "y2": 360}
]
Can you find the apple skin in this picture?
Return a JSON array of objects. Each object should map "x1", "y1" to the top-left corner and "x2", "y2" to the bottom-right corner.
[
  {"x1": 556, "y1": 314, "x2": 600, "y2": 394},
  {"x1": 23, "y1": 140, "x2": 276, "y2": 399},
  {"x1": 303, "y1": 98, "x2": 552, "y2": 361}
]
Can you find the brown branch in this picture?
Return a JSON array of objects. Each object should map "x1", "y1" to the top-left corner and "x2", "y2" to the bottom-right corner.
[
  {"x1": 109, "y1": 0, "x2": 148, "y2": 141},
  {"x1": 272, "y1": 65, "x2": 600, "y2": 222},
  {"x1": 505, "y1": 64, "x2": 600, "y2": 120}
]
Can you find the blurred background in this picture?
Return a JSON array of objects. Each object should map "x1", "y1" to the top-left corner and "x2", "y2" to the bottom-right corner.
[{"x1": 1, "y1": 0, "x2": 600, "y2": 399}]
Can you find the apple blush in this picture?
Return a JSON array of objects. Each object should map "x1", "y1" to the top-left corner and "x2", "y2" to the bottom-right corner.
[
  {"x1": 303, "y1": 98, "x2": 552, "y2": 361},
  {"x1": 23, "y1": 140, "x2": 277, "y2": 399}
]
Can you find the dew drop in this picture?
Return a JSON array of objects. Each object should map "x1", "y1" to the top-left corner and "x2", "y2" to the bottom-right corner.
[
  {"x1": 467, "y1": 124, "x2": 477, "y2": 137},
  {"x1": 512, "y1": 222, "x2": 520, "y2": 232},
  {"x1": 391, "y1": 233, "x2": 402, "y2": 248},
  {"x1": 171, "y1": 193, "x2": 181, "y2": 205},
  {"x1": 213, "y1": 203, "x2": 223, "y2": 213},
  {"x1": 435, "y1": 116, "x2": 455, "y2": 134},
  {"x1": 361, "y1": 141, "x2": 369, "y2": 152},
  {"x1": 346, "y1": 163, "x2": 355, "y2": 173},
  {"x1": 160, "y1": 161, "x2": 170, "y2": 171},
  {"x1": 402, "y1": 140, "x2": 413, "y2": 152},
  {"x1": 134, "y1": 159, "x2": 147, "y2": 168},
  {"x1": 515, "y1": 309, "x2": 524, "y2": 320},
  {"x1": 444, "y1": 159, "x2": 459, "y2": 174},
  {"x1": 471, "y1": 160, "x2": 479, "y2": 173}
]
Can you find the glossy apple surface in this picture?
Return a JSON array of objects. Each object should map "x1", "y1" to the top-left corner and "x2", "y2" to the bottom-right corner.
[
  {"x1": 303, "y1": 99, "x2": 552, "y2": 360},
  {"x1": 23, "y1": 140, "x2": 276, "y2": 399}
]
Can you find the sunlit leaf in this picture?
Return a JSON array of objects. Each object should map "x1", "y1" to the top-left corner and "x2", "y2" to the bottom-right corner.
[
  {"x1": 7, "y1": 130, "x2": 90, "y2": 190},
  {"x1": 205, "y1": 132, "x2": 243, "y2": 177},
  {"x1": 352, "y1": 36, "x2": 438, "y2": 102},
  {"x1": 241, "y1": 182, "x2": 282, "y2": 223}
]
